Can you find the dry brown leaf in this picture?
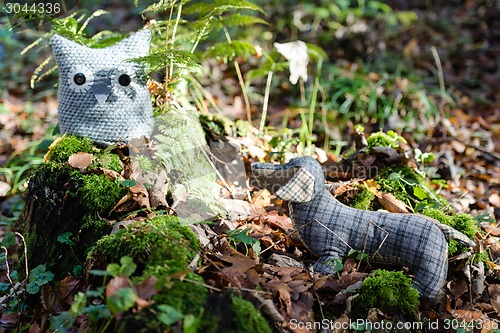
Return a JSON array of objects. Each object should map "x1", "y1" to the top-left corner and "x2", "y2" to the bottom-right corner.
[
  {"x1": 447, "y1": 280, "x2": 468, "y2": 299},
  {"x1": 332, "y1": 314, "x2": 350, "y2": 333},
  {"x1": 377, "y1": 192, "x2": 409, "y2": 213},
  {"x1": 59, "y1": 276, "x2": 83, "y2": 305},
  {"x1": 90, "y1": 167, "x2": 122, "y2": 181},
  {"x1": 489, "y1": 193, "x2": 500, "y2": 207},
  {"x1": 41, "y1": 284, "x2": 63, "y2": 314},
  {"x1": 481, "y1": 319, "x2": 499, "y2": 333},
  {"x1": 130, "y1": 184, "x2": 150, "y2": 209},
  {"x1": 106, "y1": 276, "x2": 131, "y2": 298},
  {"x1": 220, "y1": 251, "x2": 258, "y2": 282},
  {"x1": 149, "y1": 186, "x2": 168, "y2": 209},
  {"x1": 481, "y1": 222, "x2": 500, "y2": 236},
  {"x1": 68, "y1": 152, "x2": 93, "y2": 170},
  {"x1": 491, "y1": 298, "x2": 500, "y2": 315},
  {"x1": 28, "y1": 322, "x2": 41, "y2": 333},
  {"x1": 136, "y1": 276, "x2": 158, "y2": 300},
  {"x1": 262, "y1": 210, "x2": 293, "y2": 230},
  {"x1": 252, "y1": 189, "x2": 272, "y2": 208},
  {"x1": 489, "y1": 284, "x2": 500, "y2": 298},
  {"x1": 220, "y1": 198, "x2": 266, "y2": 220},
  {"x1": 265, "y1": 280, "x2": 292, "y2": 313},
  {"x1": 448, "y1": 309, "x2": 487, "y2": 322},
  {"x1": 288, "y1": 280, "x2": 312, "y2": 301}
]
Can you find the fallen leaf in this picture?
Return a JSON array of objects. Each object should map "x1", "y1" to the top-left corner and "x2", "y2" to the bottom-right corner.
[
  {"x1": 41, "y1": 284, "x2": 63, "y2": 314},
  {"x1": 377, "y1": 192, "x2": 409, "y2": 213},
  {"x1": 490, "y1": 193, "x2": 500, "y2": 207},
  {"x1": 136, "y1": 276, "x2": 158, "y2": 300},
  {"x1": 68, "y1": 152, "x2": 93, "y2": 170},
  {"x1": 481, "y1": 222, "x2": 500, "y2": 236},
  {"x1": 106, "y1": 276, "x2": 131, "y2": 298},
  {"x1": 447, "y1": 280, "x2": 468, "y2": 298},
  {"x1": 448, "y1": 309, "x2": 487, "y2": 322},
  {"x1": 59, "y1": 276, "x2": 83, "y2": 305},
  {"x1": 262, "y1": 210, "x2": 293, "y2": 230},
  {"x1": 265, "y1": 280, "x2": 292, "y2": 313}
]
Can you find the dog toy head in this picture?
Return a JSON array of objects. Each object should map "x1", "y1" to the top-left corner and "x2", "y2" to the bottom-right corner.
[{"x1": 252, "y1": 156, "x2": 325, "y2": 203}]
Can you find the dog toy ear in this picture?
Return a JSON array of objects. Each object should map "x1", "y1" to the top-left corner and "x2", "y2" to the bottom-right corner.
[{"x1": 275, "y1": 167, "x2": 315, "y2": 202}]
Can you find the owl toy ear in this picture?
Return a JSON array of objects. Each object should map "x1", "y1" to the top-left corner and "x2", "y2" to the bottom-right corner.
[{"x1": 111, "y1": 29, "x2": 151, "y2": 58}]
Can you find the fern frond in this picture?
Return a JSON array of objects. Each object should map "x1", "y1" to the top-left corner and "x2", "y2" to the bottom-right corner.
[
  {"x1": 132, "y1": 50, "x2": 201, "y2": 71},
  {"x1": 79, "y1": 9, "x2": 108, "y2": 34},
  {"x1": 203, "y1": 40, "x2": 257, "y2": 63},
  {"x1": 184, "y1": 0, "x2": 264, "y2": 17},
  {"x1": 246, "y1": 61, "x2": 288, "y2": 83},
  {"x1": 141, "y1": 0, "x2": 177, "y2": 14},
  {"x1": 218, "y1": 13, "x2": 267, "y2": 27},
  {"x1": 30, "y1": 56, "x2": 53, "y2": 89}
]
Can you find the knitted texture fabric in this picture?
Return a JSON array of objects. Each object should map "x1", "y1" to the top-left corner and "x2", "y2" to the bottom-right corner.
[
  {"x1": 252, "y1": 156, "x2": 475, "y2": 298},
  {"x1": 51, "y1": 30, "x2": 153, "y2": 145}
]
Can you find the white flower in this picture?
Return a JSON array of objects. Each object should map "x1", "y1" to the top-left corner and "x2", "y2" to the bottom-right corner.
[{"x1": 274, "y1": 40, "x2": 309, "y2": 85}]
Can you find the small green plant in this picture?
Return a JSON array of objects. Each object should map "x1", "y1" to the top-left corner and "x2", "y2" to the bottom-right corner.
[
  {"x1": 26, "y1": 264, "x2": 54, "y2": 294},
  {"x1": 353, "y1": 269, "x2": 420, "y2": 319},
  {"x1": 366, "y1": 129, "x2": 407, "y2": 152},
  {"x1": 227, "y1": 227, "x2": 261, "y2": 256}
]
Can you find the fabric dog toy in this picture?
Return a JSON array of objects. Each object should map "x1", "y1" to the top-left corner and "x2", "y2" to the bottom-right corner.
[
  {"x1": 51, "y1": 30, "x2": 153, "y2": 145},
  {"x1": 252, "y1": 156, "x2": 475, "y2": 298}
]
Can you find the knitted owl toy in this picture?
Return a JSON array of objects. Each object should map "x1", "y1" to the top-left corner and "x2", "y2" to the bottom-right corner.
[
  {"x1": 51, "y1": 30, "x2": 153, "y2": 145},
  {"x1": 252, "y1": 157, "x2": 475, "y2": 298}
]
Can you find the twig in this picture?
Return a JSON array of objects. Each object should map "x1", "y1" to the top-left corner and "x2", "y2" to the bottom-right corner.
[
  {"x1": 370, "y1": 222, "x2": 389, "y2": 258},
  {"x1": 313, "y1": 219, "x2": 353, "y2": 250},
  {"x1": 259, "y1": 219, "x2": 315, "y2": 255},
  {"x1": 1, "y1": 246, "x2": 14, "y2": 286},
  {"x1": 358, "y1": 222, "x2": 371, "y2": 271},
  {"x1": 15, "y1": 232, "x2": 29, "y2": 287}
]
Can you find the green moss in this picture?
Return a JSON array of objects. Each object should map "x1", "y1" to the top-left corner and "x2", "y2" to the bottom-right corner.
[
  {"x1": 91, "y1": 215, "x2": 200, "y2": 276},
  {"x1": 421, "y1": 208, "x2": 478, "y2": 256},
  {"x1": 351, "y1": 185, "x2": 375, "y2": 210},
  {"x1": 131, "y1": 155, "x2": 155, "y2": 173},
  {"x1": 153, "y1": 273, "x2": 208, "y2": 316},
  {"x1": 199, "y1": 292, "x2": 271, "y2": 333},
  {"x1": 45, "y1": 135, "x2": 94, "y2": 164},
  {"x1": 366, "y1": 130, "x2": 405, "y2": 152},
  {"x1": 77, "y1": 174, "x2": 126, "y2": 214},
  {"x1": 452, "y1": 214, "x2": 479, "y2": 239},
  {"x1": 92, "y1": 153, "x2": 123, "y2": 173},
  {"x1": 353, "y1": 270, "x2": 420, "y2": 319}
]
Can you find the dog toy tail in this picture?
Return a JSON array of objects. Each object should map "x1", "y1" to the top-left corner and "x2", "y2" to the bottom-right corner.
[{"x1": 432, "y1": 222, "x2": 476, "y2": 248}]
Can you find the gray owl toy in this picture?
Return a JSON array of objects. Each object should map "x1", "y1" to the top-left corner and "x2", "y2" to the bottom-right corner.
[
  {"x1": 252, "y1": 157, "x2": 475, "y2": 298},
  {"x1": 51, "y1": 30, "x2": 153, "y2": 145}
]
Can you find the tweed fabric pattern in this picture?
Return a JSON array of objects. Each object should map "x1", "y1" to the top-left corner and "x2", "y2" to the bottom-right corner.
[
  {"x1": 51, "y1": 30, "x2": 153, "y2": 145},
  {"x1": 275, "y1": 168, "x2": 315, "y2": 202},
  {"x1": 252, "y1": 156, "x2": 475, "y2": 298}
]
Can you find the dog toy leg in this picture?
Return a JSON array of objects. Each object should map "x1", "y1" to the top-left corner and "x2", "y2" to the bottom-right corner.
[{"x1": 313, "y1": 250, "x2": 343, "y2": 274}]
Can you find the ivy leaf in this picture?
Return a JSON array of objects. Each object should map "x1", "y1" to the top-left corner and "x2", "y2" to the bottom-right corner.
[
  {"x1": 106, "y1": 256, "x2": 137, "y2": 278},
  {"x1": 83, "y1": 304, "x2": 112, "y2": 323},
  {"x1": 413, "y1": 186, "x2": 428, "y2": 200},
  {"x1": 57, "y1": 232, "x2": 75, "y2": 246},
  {"x1": 157, "y1": 304, "x2": 184, "y2": 326},
  {"x1": 106, "y1": 287, "x2": 136, "y2": 314},
  {"x1": 121, "y1": 179, "x2": 137, "y2": 187},
  {"x1": 50, "y1": 311, "x2": 74, "y2": 332}
]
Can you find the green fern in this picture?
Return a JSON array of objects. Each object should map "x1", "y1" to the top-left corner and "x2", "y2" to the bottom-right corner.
[{"x1": 203, "y1": 40, "x2": 257, "y2": 63}]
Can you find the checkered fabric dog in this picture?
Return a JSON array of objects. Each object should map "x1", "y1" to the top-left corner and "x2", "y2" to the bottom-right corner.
[{"x1": 252, "y1": 156, "x2": 475, "y2": 298}]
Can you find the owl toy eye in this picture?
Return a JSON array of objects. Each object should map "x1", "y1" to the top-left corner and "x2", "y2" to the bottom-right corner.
[
  {"x1": 118, "y1": 74, "x2": 131, "y2": 86},
  {"x1": 112, "y1": 70, "x2": 134, "y2": 87},
  {"x1": 67, "y1": 66, "x2": 94, "y2": 93}
]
